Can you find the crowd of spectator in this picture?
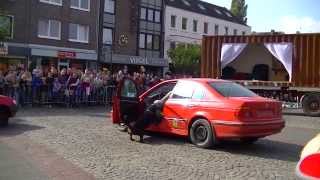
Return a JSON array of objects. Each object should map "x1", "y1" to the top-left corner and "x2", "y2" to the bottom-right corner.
[{"x1": 0, "y1": 64, "x2": 175, "y2": 107}]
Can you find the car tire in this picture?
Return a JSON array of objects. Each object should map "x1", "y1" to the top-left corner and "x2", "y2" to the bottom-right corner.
[
  {"x1": 190, "y1": 119, "x2": 216, "y2": 148},
  {"x1": 0, "y1": 108, "x2": 9, "y2": 127},
  {"x1": 302, "y1": 94, "x2": 320, "y2": 117},
  {"x1": 240, "y1": 137, "x2": 259, "y2": 144}
]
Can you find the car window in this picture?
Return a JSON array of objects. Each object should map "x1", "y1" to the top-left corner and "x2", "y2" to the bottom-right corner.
[
  {"x1": 171, "y1": 81, "x2": 194, "y2": 99},
  {"x1": 121, "y1": 79, "x2": 137, "y2": 98},
  {"x1": 147, "y1": 82, "x2": 176, "y2": 100},
  {"x1": 209, "y1": 82, "x2": 257, "y2": 97},
  {"x1": 192, "y1": 87, "x2": 205, "y2": 99}
]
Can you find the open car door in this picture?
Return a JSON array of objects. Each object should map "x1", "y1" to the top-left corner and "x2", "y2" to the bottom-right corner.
[{"x1": 112, "y1": 78, "x2": 141, "y2": 125}]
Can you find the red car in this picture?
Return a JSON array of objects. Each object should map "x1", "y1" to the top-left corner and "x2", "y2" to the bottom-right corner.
[
  {"x1": 112, "y1": 78, "x2": 285, "y2": 148},
  {"x1": 0, "y1": 95, "x2": 17, "y2": 127}
]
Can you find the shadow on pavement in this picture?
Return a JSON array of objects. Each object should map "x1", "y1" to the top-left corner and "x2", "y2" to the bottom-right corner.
[
  {"x1": 143, "y1": 134, "x2": 302, "y2": 162},
  {"x1": 0, "y1": 119, "x2": 45, "y2": 137},
  {"x1": 16, "y1": 107, "x2": 110, "y2": 118}
]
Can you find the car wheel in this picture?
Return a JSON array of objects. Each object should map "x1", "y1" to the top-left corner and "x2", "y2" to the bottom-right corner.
[
  {"x1": 0, "y1": 108, "x2": 9, "y2": 127},
  {"x1": 240, "y1": 137, "x2": 259, "y2": 144},
  {"x1": 302, "y1": 94, "x2": 320, "y2": 117},
  {"x1": 190, "y1": 119, "x2": 216, "y2": 148}
]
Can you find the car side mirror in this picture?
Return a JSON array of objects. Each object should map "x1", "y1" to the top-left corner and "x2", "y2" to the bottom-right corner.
[{"x1": 296, "y1": 153, "x2": 320, "y2": 179}]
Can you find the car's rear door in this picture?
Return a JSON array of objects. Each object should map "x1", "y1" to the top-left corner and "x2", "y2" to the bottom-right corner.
[{"x1": 112, "y1": 78, "x2": 141, "y2": 124}]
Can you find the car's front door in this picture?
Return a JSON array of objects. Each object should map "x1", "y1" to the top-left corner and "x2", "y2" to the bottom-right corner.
[
  {"x1": 160, "y1": 81, "x2": 197, "y2": 136},
  {"x1": 112, "y1": 78, "x2": 141, "y2": 124}
]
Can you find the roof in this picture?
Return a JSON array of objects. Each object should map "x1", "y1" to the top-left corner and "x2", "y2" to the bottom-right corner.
[{"x1": 165, "y1": 0, "x2": 248, "y2": 26}]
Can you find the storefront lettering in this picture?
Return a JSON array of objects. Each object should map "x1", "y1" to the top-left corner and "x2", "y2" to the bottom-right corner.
[
  {"x1": 58, "y1": 51, "x2": 76, "y2": 59},
  {"x1": 0, "y1": 42, "x2": 8, "y2": 56},
  {"x1": 129, "y1": 57, "x2": 149, "y2": 65}
]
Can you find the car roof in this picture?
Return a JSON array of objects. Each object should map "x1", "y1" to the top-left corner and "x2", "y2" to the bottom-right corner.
[{"x1": 168, "y1": 78, "x2": 230, "y2": 83}]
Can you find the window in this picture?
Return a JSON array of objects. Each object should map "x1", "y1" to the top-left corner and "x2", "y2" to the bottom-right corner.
[
  {"x1": 209, "y1": 82, "x2": 257, "y2": 97},
  {"x1": 140, "y1": 8, "x2": 146, "y2": 20},
  {"x1": 121, "y1": 79, "x2": 137, "y2": 98},
  {"x1": 182, "y1": 17, "x2": 187, "y2": 30},
  {"x1": 103, "y1": 28, "x2": 112, "y2": 45},
  {"x1": 242, "y1": 31, "x2": 246, "y2": 35},
  {"x1": 214, "y1": 25, "x2": 219, "y2": 35},
  {"x1": 147, "y1": 9, "x2": 154, "y2": 21},
  {"x1": 170, "y1": 42, "x2": 176, "y2": 49},
  {"x1": 104, "y1": 0, "x2": 114, "y2": 14},
  {"x1": 215, "y1": 9, "x2": 222, "y2": 15},
  {"x1": 154, "y1": 11, "x2": 161, "y2": 23},
  {"x1": 192, "y1": 88, "x2": 204, "y2": 99},
  {"x1": 38, "y1": 19, "x2": 61, "y2": 40},
  {"x1": 234, "y1": 29, "x2": 238, "y2": 35},
  {"x1": 198, "y1": 4, "x2": 206, "y2": 11},
  {"x1": 182, "y1": 0, "x2": 190, "y2": 6},
  {"x1": 139, "y1": 34, "x2": 160, "y2": 50},
  {"x1": 139, "y1": 34, "x2": 145, "y2": 48},
  {"x1": 225, "y1": 26, "x2": 229, "y2": 35},
  {"x1": 193, "y1": 20, "x2": 198, "y2": 32},
  {"x1": 171, "y1": 82, "x2": 194, "y2": 99},
  {"x1": 69, "y1": 23, "x2": 89, "y2": 43},
  {"x1": 146, "y1": 34, "x2": 153, "y2": 49},
  {"x1": 153, "y1": 35, "x2": 160, "y2": 50},
  {"x1": 170, "y1": 15, "x2": 176, "y2": 28},
  {"x1": 71, "y1": 0, "x2": 90, "y2": 11},
  {"x1": 40, "y1": 0, "x2": 62, "y2": 6},
  {"x1": 204, "y1": 22, "x2": 208, "y2": 34}
]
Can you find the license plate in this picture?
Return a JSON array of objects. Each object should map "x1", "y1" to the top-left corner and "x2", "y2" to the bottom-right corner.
[{"x1": 257, "y1": 110, "x2": 273, "y2": 117}]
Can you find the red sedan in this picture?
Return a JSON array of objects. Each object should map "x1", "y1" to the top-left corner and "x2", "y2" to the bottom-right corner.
[
  {"x1": 0, "y1": 95, "x2": 17, "y2": 127},
  {"x1": 112, "y1": 78, "x2": 285, "y2": 148}
]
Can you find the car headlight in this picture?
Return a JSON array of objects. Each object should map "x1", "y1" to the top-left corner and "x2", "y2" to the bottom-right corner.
[{"x1": 12, "y1": 100, "x2": 17, "y2": 105}]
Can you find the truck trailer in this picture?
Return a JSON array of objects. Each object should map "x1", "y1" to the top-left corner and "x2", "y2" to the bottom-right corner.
[{"x1": 201, "y1": 33, "x2": 320, "y2": 116}]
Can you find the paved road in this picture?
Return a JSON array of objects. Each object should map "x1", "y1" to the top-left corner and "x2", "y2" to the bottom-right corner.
[{"x1": 0, "y1": 107, "x2": 319, "y2": 180}]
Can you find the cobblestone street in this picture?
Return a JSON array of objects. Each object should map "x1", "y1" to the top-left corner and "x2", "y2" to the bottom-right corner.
[{"x1": 0, "y1": 107, "x2": 319, "y2": 180}]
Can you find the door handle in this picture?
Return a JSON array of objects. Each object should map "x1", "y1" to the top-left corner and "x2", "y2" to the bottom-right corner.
[{"x1": 186, "y1": 104, "x2": 197, "y2": 108}]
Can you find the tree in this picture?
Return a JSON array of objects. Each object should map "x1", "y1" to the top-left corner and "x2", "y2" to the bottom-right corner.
[
  {"x1": 168, "y1": 44, "x2": 200, "y2": 76},
  {"x1": 230, "y1": 0, "x2": 248, "y2": 24}
]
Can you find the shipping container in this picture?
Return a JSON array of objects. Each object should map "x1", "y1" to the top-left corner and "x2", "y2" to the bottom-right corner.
[{"x1": 201, "y1": 33, "x2": 320, "y2": 116}]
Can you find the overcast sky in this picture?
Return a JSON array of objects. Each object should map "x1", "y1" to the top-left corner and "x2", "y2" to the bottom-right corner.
[{"x1": 203, "y1": 0, "x2": 320, "y2": 33}]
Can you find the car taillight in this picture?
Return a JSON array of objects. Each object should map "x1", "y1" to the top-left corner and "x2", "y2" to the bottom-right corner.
[
  {"x1": 237, "y1": 108, "x2": 252, "y2": 120},
  {"x1": 12, "y1": 100, "x2": 17, "y2": 105}
]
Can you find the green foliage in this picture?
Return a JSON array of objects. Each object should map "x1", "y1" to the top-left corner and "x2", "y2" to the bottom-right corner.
[
  {"x1": 168, "y1": 44, "x2": 200, "y2": 75},
  {"x1": 230, "y1": 0, "x2": 248, "y2": 24},
  {"x1": 0, "y1": 13, "x2": 12, "y2": 40}
]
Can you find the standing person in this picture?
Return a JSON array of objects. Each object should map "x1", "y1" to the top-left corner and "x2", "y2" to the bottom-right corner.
[
  {"x1": 19, "y1": 71, "x2": 32, "y2": 106},
  {"x1": 164, "y1": 71, "x2": 172, "y2": 80},
  {"x1": 31, "y1": 68, "x2": 43, "y2": 104},
  {"x1": 67, "y1": 73, "x2": 79, "y2": 107},
  {"x1": 45, "y1": 72, "x2": 55, "y2": 104},
  {"x1": 0, "y1": 70, "x2": 5, "y2": 95}
]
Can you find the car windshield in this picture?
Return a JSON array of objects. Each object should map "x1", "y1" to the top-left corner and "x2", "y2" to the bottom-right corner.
[{"x1": 209, "y1": 82, "x2": 258, "y2": 97}]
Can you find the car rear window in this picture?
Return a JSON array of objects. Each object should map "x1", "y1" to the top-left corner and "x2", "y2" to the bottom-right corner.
[{"x1": 209, "y1": 82, "x2": 257, "y2": 97}]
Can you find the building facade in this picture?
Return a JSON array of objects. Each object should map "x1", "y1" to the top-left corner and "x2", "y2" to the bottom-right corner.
[
  {"x1": 164, "y1": 0, "x2": 251, "y2": 61},
  {"x1": 99, "y1": 0, "x2": 168, "y2": 75},
  {"x1": 0, "y1": 0, "x2": 99, "y2": 73}
]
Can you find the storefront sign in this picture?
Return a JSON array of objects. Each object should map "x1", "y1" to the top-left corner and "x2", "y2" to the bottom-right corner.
[
  {"x1": 110, "y1": 54, "x2": 168, "y2": 67},
  {"x1": 0, "y1": 42, "x2": 8, "y2": 56},
  {"x1": 57, "y1": 51, "x2": 76, "y2": 59}
]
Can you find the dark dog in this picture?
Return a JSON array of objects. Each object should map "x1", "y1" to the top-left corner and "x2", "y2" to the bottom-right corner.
[{"x1": 127, "y1": 102, "x2": 164, "y2": 143}]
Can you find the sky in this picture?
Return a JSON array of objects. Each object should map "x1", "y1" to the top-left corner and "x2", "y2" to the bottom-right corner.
[{"x1": 203, "y1": 0, "x2": 320, "y2": 33}]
